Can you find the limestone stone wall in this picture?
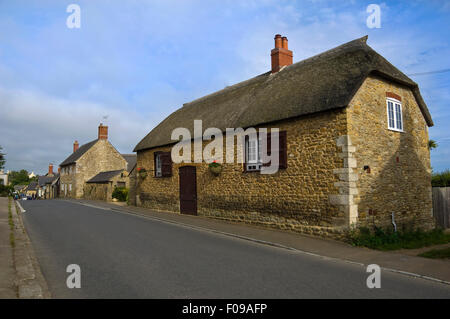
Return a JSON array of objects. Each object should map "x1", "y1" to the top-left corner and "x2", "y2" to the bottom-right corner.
[
  {"x1": 84, "y1": 171, "x2": 128, "y2": 201},
  {"x1": 346, "y1": 75, "x2": 434, "y2": 230},
  {"x1": 60, "y1": 164, "x2": 77, "y2": 198},
  {"x1": 136, "y1": 109, "x2": 348, "y2": 237},
  {"x1": 84, "y1": 183, "x2": 110, "y2": 201},
  {"x1": 128, "y1": 168, "x2": 137, "y2": 206}
]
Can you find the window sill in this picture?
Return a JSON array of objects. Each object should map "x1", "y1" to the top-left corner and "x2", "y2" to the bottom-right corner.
[{"x1": 388, "y1": 127, "x2": 404, "y2": 133}]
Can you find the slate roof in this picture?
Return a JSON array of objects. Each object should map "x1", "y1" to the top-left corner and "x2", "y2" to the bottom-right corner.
[
  {"x1": 37, "y1": 174, "x2": 59, "y2": 187},
  {"x1": 122, "y1": 154, "x2": 137, "y2": 173},
  {"x1": 86, "y1": 170, "x2": 123, "y2": 183},
  {"x1": 27, "y1": 181, "x2": 38, "y2": 191},
  {"x1": 134, "y1": 36, "x2": 433, "y2": 152},
  {"x1": 60, "y1": 140, "x2": 98, "y2": 166}
]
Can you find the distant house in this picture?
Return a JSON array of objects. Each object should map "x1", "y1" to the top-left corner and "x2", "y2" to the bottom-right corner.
[
  {"x1": 26, "y1": 181, "x2": 38, "y2": 198},
  {"x1": 0, "y1": 169, "x2": 8, "y2": 185},
  {"x1": 37, "y1": 164, "x2": 59, "y2": 199},
  {"x1": 59, "y1": 123, "x2": 134, "y2": 199},
  {"x1": 14, "y1": 184, "x2": 27, "y2": 194},
  {"x1": 133, "y1": 35, "x2": 434, "y2": 238}
]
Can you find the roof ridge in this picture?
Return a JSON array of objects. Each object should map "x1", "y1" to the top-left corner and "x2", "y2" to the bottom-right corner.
[{"x1": 182, "y1": 36, "x2": 369, "y2": 107}]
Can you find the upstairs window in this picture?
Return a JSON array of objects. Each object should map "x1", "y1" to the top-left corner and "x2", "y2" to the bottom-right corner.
[{"x1": 387, "y1": 98, "x2": 403, "y2": 132}]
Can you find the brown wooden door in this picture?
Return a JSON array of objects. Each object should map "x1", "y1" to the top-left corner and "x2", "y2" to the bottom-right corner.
[{"x1": 179, "y1": 166, "x2": 197, "y2": 215}]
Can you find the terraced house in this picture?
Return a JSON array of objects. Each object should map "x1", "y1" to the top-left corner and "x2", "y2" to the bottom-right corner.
[
  {"x1": 59, "y1": 124, "x2": 134, "y2": 199},
  {"x1": 133, "y1": 35, "x2": 434, "y2": 238}
]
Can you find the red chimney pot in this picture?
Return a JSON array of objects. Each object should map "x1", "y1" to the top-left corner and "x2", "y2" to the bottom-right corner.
[
  {"x1": 98, "y1": 123, "x2": 108, "y2": 140},
  {"x1": 271, "y1": 34, "x2": 293, "y2": 73},
  {"x1": 73, "y1": 140, "x2": 79, "y2": 153}
]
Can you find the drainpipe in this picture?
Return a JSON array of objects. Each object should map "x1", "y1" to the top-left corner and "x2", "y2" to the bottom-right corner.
[{"x1": 391, "y1": 212, "x2": 397, "y2": 232}]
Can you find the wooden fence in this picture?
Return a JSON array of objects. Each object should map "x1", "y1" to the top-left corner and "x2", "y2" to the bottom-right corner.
[{"x1": 432, "y1": 187, "x2": 450, "y2": 229}]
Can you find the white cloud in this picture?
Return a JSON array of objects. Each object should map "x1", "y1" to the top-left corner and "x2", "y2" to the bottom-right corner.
[{"x1": 0, "y1": 86, "x2": 154, "y2": 173}]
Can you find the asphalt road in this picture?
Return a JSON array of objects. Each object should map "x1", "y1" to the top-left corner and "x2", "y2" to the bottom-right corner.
[{"x1": 20, "y1": 199, "x2": 450, "y2": 298}]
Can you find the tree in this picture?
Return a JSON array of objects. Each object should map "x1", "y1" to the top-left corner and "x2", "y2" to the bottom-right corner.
[
  {"x1": 428, "y1": 139, "x2": 438, "y2": 150},
  {"x1": 8, "y1": 170, "x2": 30, "y2": 187},
  {"x1": 0, "y1": 145, "x2": 5, "y2": 170}
]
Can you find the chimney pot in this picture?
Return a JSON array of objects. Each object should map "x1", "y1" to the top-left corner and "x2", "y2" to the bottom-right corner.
[
  {"x1": 271, "y1": 34, "x2": 293, "y2": 73},
  {"x1": 98, "y1": 123, "x2": 108, "y2": 140},
  {"x1": 274, "y1": 34, "x2": 282, "y2": 48},
  {"x1": 73, "y1": 140, "x2": 79, "y2": 153},
  {"x1": 282, "y1": 36, "x2": 288, "y2": 49}
]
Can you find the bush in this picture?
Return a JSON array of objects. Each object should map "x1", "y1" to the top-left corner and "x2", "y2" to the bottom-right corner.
[
  {"x1": 0, "y1": 184, "x2": 13, "y2": 197},
  {"x1": 347, "y1": 226, "x2": 450, "y2": 250},
  {"x1": 432, "y1": 169, "x2": 450, "y2": 187},
  {"x1": 112, "y1": 186, "x2": 128, "y2": 202}
]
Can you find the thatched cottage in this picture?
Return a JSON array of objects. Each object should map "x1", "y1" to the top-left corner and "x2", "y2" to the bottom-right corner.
[{"x1": 133, "y1": 35, "x2": 434, "y2": 237}]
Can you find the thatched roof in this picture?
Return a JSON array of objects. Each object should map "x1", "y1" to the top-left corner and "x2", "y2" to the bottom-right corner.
[{"x1": 134, "y1": 36, "x2": 433, "y2": 152}]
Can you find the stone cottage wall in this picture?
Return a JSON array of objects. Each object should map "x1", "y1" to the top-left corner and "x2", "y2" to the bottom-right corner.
[
  {"x1": 60, "y1": 164, "x2": 77, "y2": 198},
  {"x1": 128, "y1": 168, "x2": 137, "y2": 206},
  {"x1": 346, "y1": 75, "x2": 434, "y2": 230},
  {"x1": 136, "y1": 109, "x2": 348, "y2": 237}
]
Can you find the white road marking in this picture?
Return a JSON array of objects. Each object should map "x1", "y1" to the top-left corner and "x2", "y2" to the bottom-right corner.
[{"x1": 16, "y1": 201, "x2": 26, "y2": 213}]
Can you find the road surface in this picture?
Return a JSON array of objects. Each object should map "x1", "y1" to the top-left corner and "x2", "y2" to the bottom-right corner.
[{"x1": 20, "y1": 199, "x2": 450, "y2": 298}]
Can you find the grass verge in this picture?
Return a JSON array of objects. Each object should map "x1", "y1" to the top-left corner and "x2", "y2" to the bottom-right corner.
[
  {"x1": 8, "y1": 197, "x2": 15, "y2": 248},
  {"x1": 418, "y1": 247, "x2": 450, "y2": 259},
  {"x1": 347, "y1": 226, "x2": 450, "y2": 251}
]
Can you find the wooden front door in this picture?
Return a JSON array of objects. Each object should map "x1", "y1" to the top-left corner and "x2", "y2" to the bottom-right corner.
[{"x1": 179, "y1": 166, "x2": 197, "y2": 215}]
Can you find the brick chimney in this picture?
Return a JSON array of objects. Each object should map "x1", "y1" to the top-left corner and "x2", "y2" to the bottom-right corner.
[
  {"x1": 48, "y1": 163, "x2": 53, "y2": 176},
  {"x1": 58, "y1": 167, "x2": 61, "y2": 174},
  {"x1": 98, "y1": 123, "x2": 108, "y2": 140},
  {"x1": 73, "y1": 140, "x2": 79, "y2": 153},
  {"x1": 271, "y1": 34, "x2": 293, "y2": 73}
]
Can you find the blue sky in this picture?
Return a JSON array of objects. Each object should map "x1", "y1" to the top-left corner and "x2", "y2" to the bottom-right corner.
[{"x1": 0, "y1": 0, "x2": 449, "y2": 174}]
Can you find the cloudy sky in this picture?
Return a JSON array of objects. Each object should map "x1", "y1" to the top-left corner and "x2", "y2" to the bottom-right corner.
[{"x1": 0, "y1": 0, "x2": 449, "y2": 174}]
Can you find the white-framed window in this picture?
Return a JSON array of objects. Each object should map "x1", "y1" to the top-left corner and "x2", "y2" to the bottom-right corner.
[
  {"x1": 245, "y1": 134, "x2": 262, "y2": 171},
  {"x1": 387, "y1": 98, "x2": 403, "y2": 132},
  {"x1": 69, "y1": 184, "x2": 72, "y2": 192},
  {"x1": 155, "y1": 153, "x2": 162, "y2": 177}
]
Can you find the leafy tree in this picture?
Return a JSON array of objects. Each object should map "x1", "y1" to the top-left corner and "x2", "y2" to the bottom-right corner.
[
  {"x1": 8, "y1": 170, "x2": 31, "y2": 187},
  {"x1": 0, "y1": 184, "x2": 13, "y2": 196},
  {"x1": 428, "y1": 139, "x2": 438, "y2": 150},
  {"x1": 0, "y1": 145, "x2": 5, "y2": 170}
]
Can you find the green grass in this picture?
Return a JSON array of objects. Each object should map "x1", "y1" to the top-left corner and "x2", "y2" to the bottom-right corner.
[
  {"x1": 347, "y1": 227, "x2": 450, "y2": 251},
  {"x1": 8, "y1": 197, "x2": 15, "y2": 248},
  {"x1": 418, "y1": 247, "x2": 450, "y2": 259}
]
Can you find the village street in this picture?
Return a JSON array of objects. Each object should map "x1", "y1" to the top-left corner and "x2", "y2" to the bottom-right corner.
[{"x1": 19, "y1": 199, "x2": 450, "y2": 298}]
